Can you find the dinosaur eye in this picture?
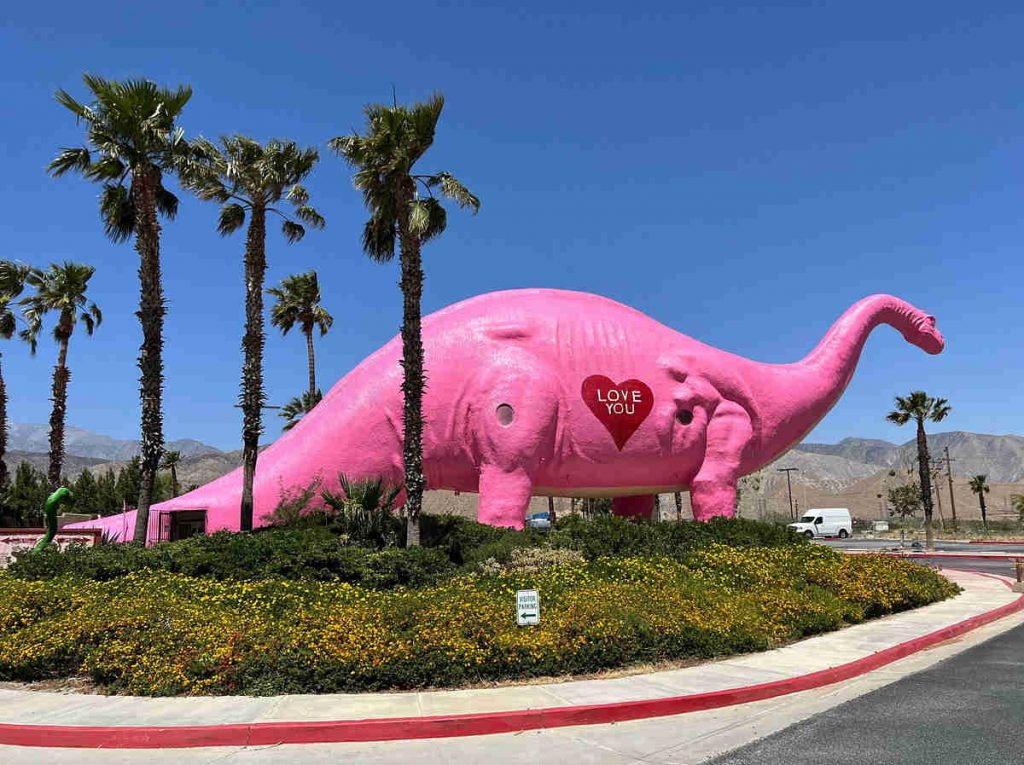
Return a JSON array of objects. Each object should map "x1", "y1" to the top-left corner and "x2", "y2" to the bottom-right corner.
[
  {"x1": 496, "y1": 404, "x2": 515, "y2": 426},
  {"x1": 677, "y1": 409, "x2": 693, "y2": 425}
]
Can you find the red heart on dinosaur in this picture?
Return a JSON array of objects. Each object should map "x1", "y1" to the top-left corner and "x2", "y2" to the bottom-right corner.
[{"x1": 581, "y1": 375, "x2": 654, "y2": 450}]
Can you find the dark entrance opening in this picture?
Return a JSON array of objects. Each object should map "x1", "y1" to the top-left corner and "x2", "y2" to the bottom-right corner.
[{"x1": 171, "y1": 510, "x2": 207, "y2": 541}]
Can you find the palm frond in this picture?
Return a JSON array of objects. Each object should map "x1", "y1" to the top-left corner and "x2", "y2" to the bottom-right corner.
[
  {"x1": 48, "y1": 147, "x2": 93, "y2": 177},
  {"x1": 428, "y1": 172, "x2": 480, "y2": 212},
  {"x1": 155, "y1": 185, "x2": 179, "y2": 219},
  {"x1": 294, "y1": 206, "x2": 326, "y2": 229},
  {"x1": 99, "y1": 183, "x2": 135, "y2": 243},
  {"x1": 281, "y1": 220, "x2": 305, "y2": 243},
  {"x1": 217, "y1": 203, "x2": 246, "y2": 236}
]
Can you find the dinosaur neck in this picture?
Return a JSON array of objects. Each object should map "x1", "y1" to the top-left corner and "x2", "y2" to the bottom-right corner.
[
  {"x1": 799, "y1": 294, "x2": 923, "y2": 382},
  {"x1": 753, "y1": 295, "x2": 929, "y2": 466}
]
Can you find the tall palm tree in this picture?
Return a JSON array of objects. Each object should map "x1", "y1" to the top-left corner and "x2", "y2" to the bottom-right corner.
[
  {"x1": 329, "y1": 93, "x2": 480, "y2": 546},
  {"x1": 50, "y1": 74, "x2": 191, "y2": 542},
  {"x1": 969, "y1": 474, "x2": 990, "y2": 529},
  {"x1": 161, "y1": 449, "x2": 182, "y2": 497},
  {"x1": 180, "y1": 136, "x2": 324, "y2": 532},
  {"x1": 279, "y1": 389, "x2": 323, "y2": 432},
  {"x1": 268, "y1": 271, "x2": 333, "y2": 397},
  {"x1": 886, "y1": 391, "x2": 951, "y2": 550},
  {"x1": 19, "y1": 262, "x2": 102, "y2": 489},
  {"x1": 0, "y1": 261, "x2": 33, "y2": 489}
]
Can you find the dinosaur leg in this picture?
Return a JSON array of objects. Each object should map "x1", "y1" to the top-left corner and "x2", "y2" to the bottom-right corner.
[
  {"x1": 479, "y1": 465, "x2": 534, "y2": 529},
  {"x1": 612, "y1": 495, "x2": 655, "y2": 519},
  {"x1": 473, "y1": 356, "x2": 559, "y2": 530},
  {"x1": 690, "y1": 400, "x2": 753, "y2": 521}
]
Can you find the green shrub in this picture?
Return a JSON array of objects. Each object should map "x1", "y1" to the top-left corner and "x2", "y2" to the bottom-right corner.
[
  {"x1": 10, "y1": 514, "x2": 804, "y2": 587},
  {"x1": 321, "y1": 475, "x2": 405, "y2": 548},
  {"x1": 9, "y1": 528, "x2": 453, "y2": 588},
  {"x1": 0, "y1": 548, "x2": 959, "y2": 695}
]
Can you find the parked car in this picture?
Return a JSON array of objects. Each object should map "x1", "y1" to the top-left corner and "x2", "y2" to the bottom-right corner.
[
  {"x1": 526, "y1": 511, "x2": 552, "y2": 531},
  {"x1": 788, "y1": 508, "x2": 852, "y2": 539}
]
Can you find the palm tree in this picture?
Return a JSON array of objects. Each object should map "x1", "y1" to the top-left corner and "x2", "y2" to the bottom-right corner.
[
  {"x1": 329, "y1": 93, "x2": 480, "y2": 546},
  {"x1": 50, "y1": 75, "x2": 191, "y2": 543},
  {"x1": 886, "y1": 391, "x2": 951, "y2": 550},
  {"x1": 1012, "y1": 494, "x2": 1024, "y2": 525},
  {"x1": 179, "y1": 136, "x2": 324, "y2": 532},
  {"x1": 969, "y1": 474, "x2": 990, "y2": 529},
  {"x1": 19, "y1": 262, "x2": 102, "y2": 489},
  {"x1": 279, "y1": 389, "x2": 323, "y2": 432},
  {"x1": 268, "y1": 271, "x2": 333, "y2": 397},
  {"x1": 0, "y1": 261, "x2": 33, "y2": 489},
  {"x1": 161, "y1": 449, "x2": 182, "y2": 497}
]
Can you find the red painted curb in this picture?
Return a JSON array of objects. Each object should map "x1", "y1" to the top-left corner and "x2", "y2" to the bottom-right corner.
[
  {"x1": 969, "y1": 539, "x2": 1024, "y2": 545},
  {"x1": 0, "y1": 573, "x2": 1020, "y2": 749}
]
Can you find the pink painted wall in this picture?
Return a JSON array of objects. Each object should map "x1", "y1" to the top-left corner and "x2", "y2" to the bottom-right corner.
[{"x1": 66, "y1": 289, "x2": 943, "y2": 541}]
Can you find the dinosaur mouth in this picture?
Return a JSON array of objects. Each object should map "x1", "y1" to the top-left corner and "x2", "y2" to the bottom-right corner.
[{"x1": 919, "y1": 328, "x2": 945, "y2": 355}]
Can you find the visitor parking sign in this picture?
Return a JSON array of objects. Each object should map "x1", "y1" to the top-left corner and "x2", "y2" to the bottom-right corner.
[{"x1": 516, "y1": 589, "x2": 540, "y2": 626}]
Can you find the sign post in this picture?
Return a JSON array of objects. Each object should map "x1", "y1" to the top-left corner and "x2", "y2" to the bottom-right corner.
[{"x1": 516, "y1": 589, "x2": 540, "y2": 626}]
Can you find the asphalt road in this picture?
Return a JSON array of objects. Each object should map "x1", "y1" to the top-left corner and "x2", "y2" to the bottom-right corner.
[
  {"x1": 818, "y1": 539, "x2": 1024, "y2": 577},
  {"x1": 823, "y1": 538, "x2": 1024, "y2": 554},
  {"x1": 707, "y1": 617, "x2": 1024, "y2": 765}
]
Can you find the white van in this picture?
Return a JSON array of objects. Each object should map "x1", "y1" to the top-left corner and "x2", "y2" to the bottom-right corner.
[{"x1": 788, "y1": 508, "x2": 852, "y2": 539}]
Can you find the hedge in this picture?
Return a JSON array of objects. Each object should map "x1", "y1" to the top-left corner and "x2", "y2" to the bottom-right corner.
[
  {"x1": 8, "y1": 529, "x2": 453, "y2": 588},
  {"x1": 8, "y1": 516, "x2": 804, "y2": 585},
  {"x1": 0, "y1": 546, "x2": 959, "y2": 695}
]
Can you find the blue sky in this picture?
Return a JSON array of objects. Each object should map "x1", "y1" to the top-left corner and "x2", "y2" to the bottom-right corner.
[{"x1": 1, "y1": 1, "x2": 1021, "y2": 451}]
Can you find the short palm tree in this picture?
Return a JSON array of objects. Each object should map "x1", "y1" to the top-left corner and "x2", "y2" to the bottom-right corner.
[
  {"x1": 969, "y1": 474, "x2": 990, "y2": 529},
  {"x1": 19, "y1": 262, "x2": 102, "y2": 489},
  {"x1": 161, "y1": 449, "x2": 182, "y2": 497},
  {"x1": 268, "y1": 271, "x2": 333, "y2": 397},
  {"x1": 179, "y1": 135, "x2": 324, "y2": 532},
  {"x1": 886, "y1": 391, "x2": 951, "y2": 550},
  {"x1": 50, "y1": 74, "x2": 192, "y2": 542},
  {"x1": 0, "y1": 261, "x2": 33, "y2": 489},
  {"x1": 279, "y1": 389, "x2": 323, "y2": 432},
  {"x1": 1012, "y1": 494, "x2": 1024, "y2": 525},
  {"x1": 329, "y1": 93, "x2": 480, "y2": 546}
]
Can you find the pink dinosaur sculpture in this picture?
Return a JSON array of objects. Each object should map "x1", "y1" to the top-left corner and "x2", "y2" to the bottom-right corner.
[{"x1": 69, "y1": 290, "x2": 943, "y2": 541}]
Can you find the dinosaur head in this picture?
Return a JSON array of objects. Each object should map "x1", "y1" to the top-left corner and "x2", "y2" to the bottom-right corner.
[{"x1": 902, "y1": 312, "x2": 945, "y2": 355}]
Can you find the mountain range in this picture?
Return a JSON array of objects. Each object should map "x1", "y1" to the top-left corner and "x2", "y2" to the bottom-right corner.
[
  {"x1": 7, "y1": 423, "x2": 222, "y2": 462},
  {"x1": 3, "y1": 425, "x2": 1023, "y2": 520},
  {"x1": 794, "y1": 432, "x2": 1024, "y2": 484}
]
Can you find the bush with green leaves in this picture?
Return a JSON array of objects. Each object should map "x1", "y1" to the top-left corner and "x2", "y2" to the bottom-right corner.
[
  {"x1": 0, "y1": 547, "x2": 959, "y2": 695},
  {"x1": 9, "y1": 528, "x2": 453, "y2": 588}
]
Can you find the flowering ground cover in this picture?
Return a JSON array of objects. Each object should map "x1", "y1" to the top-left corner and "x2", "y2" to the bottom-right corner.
[{"x1": 0, "y1": 545, "x2": 957, "y2": 696}]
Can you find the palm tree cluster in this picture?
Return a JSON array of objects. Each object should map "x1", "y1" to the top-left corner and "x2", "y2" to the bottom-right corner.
[{"x1": 5, "y1": 74, "x2": 478, "y2": 545}]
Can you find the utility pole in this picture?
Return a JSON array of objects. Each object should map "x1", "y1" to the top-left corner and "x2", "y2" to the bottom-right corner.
[
  {"x1": 943, "y1": 446, "x2": 958, "y2": 531},
  {"x1": 778, "y1": 467, "x2": 799, "y2": 520},
  {"x1": 930, "y1": 460, "x2": 946, "y2": 531}
]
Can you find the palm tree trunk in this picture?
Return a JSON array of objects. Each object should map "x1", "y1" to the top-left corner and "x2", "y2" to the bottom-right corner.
[
  {"x1": 304, "y1": 326, "x2": 316, "y2": 398},
  {"x1": 674, "y1": 492, "x2": 682, "y2": 522},
  {"x1": 47, "y1": 338, "x2": 70, "y2": 490},
  {"x1": 397, "y1": 183, "x2": 425, "y2": 547},
  {"x1": 132, "y1": 167, "x2": 166, "y2": 544},
  {"x1": 979, "y1": 493, "x2": 987, "y2": 529},
  {"x1": 239, "y1": 204, "x2": 267, "y2": 533},
  {"x1": 0, "y1": 352, "x2": 9, "y2": 490},
  {"x1": 170, "y1": 465, "x2": 179, "y2": 498},
  {"x1": 915, "y1": 419, "x2": 934, "y2": 550}
]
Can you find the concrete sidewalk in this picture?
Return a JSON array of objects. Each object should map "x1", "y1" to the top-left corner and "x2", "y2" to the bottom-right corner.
[{"x1": 0, "y1": 569, "x2": 1016, "y2": 732}]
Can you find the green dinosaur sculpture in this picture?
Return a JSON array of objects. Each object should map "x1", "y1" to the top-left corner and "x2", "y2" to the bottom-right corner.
[{"x1": 32, "y1": 487, "x2": 74, "y2": 552}]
